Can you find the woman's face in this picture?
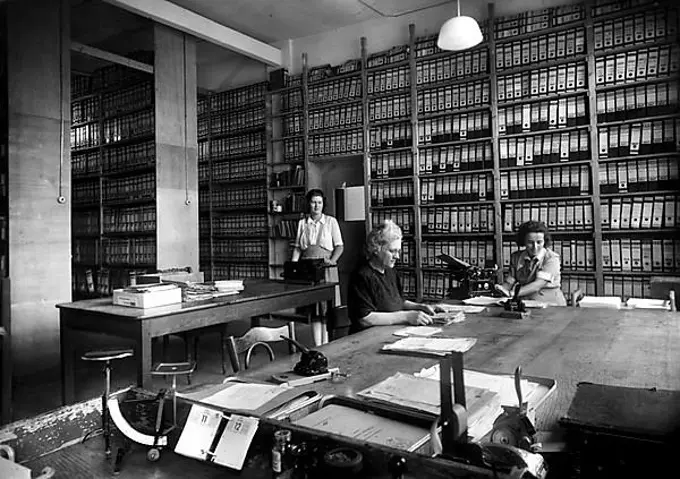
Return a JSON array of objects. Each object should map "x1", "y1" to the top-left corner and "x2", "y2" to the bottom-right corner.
[
  {"x1": 309, "y1": 195, "x2": 323, "y2": 217},
  {"x1": 377, "y1": 239, "x2": 402, "y2": 269},
  {"x1": 525, "y1": 232, "x2": 545, "y2": 257}
]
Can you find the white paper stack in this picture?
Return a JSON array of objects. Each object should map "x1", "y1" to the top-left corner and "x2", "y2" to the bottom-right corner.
[
  {"x1": 381, "y1": 337, "x2": 477, "y2": 356},
  {"x1": 625, "y1": 298, "x2": 671, "y2": 310},
  {"x1": 578, "y1": 296, "x2": 622, "y2": 309}
]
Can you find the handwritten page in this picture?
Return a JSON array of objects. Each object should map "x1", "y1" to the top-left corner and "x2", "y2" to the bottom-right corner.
[
  {"x1": 393, "y1": 326, "x2": 442, "y2": 337},
  {"x1": 200, "y1": 383, "x2": 291, "y2": 411},
  {"x1": 432, "y1": 311, "x2": 466, "y2": 325},
  {"x1": 212, "y1": 414, "x2": 259, "y2": 470},
  {"x1": 174, "y1": 405, "x2": 223, "y2": 460},
  {"x1": 381, "y1": 337, "x2": 477, "y2": 356},
  {"x1": 293, "y1": 404, "x2": 430, "y2": 452}
]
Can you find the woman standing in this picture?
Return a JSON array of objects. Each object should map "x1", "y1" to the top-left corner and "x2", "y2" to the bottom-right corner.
[
  {"x1": 292, "y1": 189, "x2": 344, "y2": 344},
  {"x1": 495, "y1": 220, "x2": 567, "y2": 306}
]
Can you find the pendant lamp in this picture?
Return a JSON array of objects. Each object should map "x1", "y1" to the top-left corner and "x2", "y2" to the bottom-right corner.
[{"x1": 437, "y1": 0, "x2": 483, "y2": 51}]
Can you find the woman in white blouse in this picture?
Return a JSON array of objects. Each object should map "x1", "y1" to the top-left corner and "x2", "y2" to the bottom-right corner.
[{"x1": 292, "y1": 189, "x2": 344, "y2": 344}]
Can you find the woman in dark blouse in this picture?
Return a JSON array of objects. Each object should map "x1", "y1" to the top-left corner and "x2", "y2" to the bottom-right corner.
[{"x1": 348, "y1": 219, "x2": 440, "y2": 333}]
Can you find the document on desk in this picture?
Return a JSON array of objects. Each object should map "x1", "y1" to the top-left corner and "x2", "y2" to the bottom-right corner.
[
  {"x1": 433, "y1": 303, "x2": 487, "y2": 314},
  {"x1": 381, "y1": 337, "x2": 477, "y2": 357},
  {"x1": 212, "y1": 414, "x2": 259, "y2": 470},
  {"x1": 199, "y1": 382, "x2": 292, "y2": 412},
  {"x1": 174, "y1": 404, "x2": 223, "y2": 460},
  {"x1": 393, "y1": 326, "x2": 442, "y2": 337},
  {"x1": 357, "y1": 372, "x2": 500, "y2": 441},
  {"x1": 293, "y1": 404, "x2": 430, "y2": 452}
]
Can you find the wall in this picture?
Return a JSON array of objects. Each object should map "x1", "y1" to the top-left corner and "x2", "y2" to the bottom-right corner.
[
  {"x1": 7, "y1": 0, "x2": 71, "y2": 375},
  {"x1": 287, "y1": 0, "x2": 582, "y2": 71}
]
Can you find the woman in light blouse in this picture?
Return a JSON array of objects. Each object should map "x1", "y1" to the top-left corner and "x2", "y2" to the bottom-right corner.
[
  {"x1": 496, "y1": 220, "x2": 567, "y2": 306},
  {"x1": 292, "y1": 188, "x2": 344, "y2": 343}
]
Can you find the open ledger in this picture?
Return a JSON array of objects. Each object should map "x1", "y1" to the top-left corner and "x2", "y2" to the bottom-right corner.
[{"x1": 381, "y1": 337, "x2": 477, "y2": 357}]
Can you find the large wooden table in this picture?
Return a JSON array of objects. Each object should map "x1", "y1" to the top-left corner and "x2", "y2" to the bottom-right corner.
[
  {"x1": 6, "y1": 305, "x2": 678, "y2": 478},
  {"x1": 240, "y1": 305, "x2": 680, "y2": 431},
  {"x1": 57, "y1": 280, "x2": 337, "y2": 405}
]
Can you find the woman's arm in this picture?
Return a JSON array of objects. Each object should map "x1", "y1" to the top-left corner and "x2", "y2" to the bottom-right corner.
[
  {"x1": 291, "y1": 247, "x2": 302, "y2": 261},
  {"x1": 359, "y1": 309, "x2": 433, "y2": 328},
  {"x1": 327, "y1": 245, "x2": 344, "y2": 265},
  {"x1": 403, "y1": 300, "x2": 436, "y2": 315},
  {"x1": 517, "y1": 278, "x2": 549, "y2": 298}
]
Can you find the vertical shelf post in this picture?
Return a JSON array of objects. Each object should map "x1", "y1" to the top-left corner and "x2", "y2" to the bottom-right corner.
[
  {"x1": 584, "y1": 2, "x2": 605, "y2": 294},
  {"x1": 408, "y1": 23, "x2": 424, "y2": 302}
]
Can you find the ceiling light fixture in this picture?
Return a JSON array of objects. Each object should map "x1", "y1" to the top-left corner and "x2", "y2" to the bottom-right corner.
[{"x1": 437, "y1": 0, "x2": 483, "y2": 51}]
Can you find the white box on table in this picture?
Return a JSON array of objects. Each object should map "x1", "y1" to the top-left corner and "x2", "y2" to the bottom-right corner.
[{"x1": 112, "y1": 286, "x2": 182, "y2": 309}]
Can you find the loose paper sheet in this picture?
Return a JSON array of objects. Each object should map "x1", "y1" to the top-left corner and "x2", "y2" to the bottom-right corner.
[
  {"x1": 200, "y1": 383, "x2": 291, "y2": 411},
  {"x1": 293, "y1": 404, "x2": 430, "y2": 451},
  {"x1": 462, "y1": 296, "x2": 499, "y2": 306},
  {"x1": 393, "y1": 326, "x2": 442, "y2": 337},
  {"x1": 381, "y1": 337, "x2": 477, "y2": 356},
  {"x1": 212, "y1": 414, "x2": 259, "y2": 470},
  {"x1": 174, "y1": 405, "x2": 223, "y2": 460},
  {"x1": 434, "y1": 303, "x2": 486, "y2": 314}
]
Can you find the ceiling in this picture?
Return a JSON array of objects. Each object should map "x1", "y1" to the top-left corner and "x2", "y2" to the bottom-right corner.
[{"x1": 70, "y1": 0, "x2": 456, "y2": 78}]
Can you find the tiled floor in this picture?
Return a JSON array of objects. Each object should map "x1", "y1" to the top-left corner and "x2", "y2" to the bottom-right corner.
[{"x1": 10, "y1": 318, "x2": 314, "y2": 422}]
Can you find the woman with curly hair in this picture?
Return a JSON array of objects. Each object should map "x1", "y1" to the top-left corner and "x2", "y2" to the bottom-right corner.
[
  {"x1": 348, "y1": 219, "x2": 441, "y2": 333},
  {"x1": 495, "y1": 220, "x2": 567, "y2": 306}
]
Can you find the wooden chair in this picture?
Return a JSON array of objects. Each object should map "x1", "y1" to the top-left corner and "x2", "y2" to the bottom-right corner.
[{"x1": 225, "y1": 323, "x2": 296, "y2": 374}]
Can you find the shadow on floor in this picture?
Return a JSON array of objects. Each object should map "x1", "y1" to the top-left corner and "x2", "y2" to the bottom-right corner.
[{"x1": 11, "y1": 319, "x2": 314, "y2": 422}]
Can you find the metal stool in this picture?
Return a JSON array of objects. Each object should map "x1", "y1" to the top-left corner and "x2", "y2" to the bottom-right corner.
[{"x1": 81, "y1": 348, "x2": 134, "y2": 458}]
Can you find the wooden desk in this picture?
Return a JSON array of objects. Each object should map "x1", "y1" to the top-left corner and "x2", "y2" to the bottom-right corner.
[
  {"x1": 239, "y1": 305, "x2": 680, "y2": 431},
  {"x1": 57, "y1": 280, "x2": 337, "y2": 405},
  {"x1": 5, "y1": 306, "x2": 679, "y2": 478}
]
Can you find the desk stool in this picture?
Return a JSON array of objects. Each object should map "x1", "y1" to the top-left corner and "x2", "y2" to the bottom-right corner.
[{"x1": 81, "y1": 348, "x2": 134, "y2": 458}]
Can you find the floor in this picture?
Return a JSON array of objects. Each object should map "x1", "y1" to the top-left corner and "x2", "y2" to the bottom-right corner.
[{"x1": 10, "y1": 318, "x2": 315, "y2": 422}]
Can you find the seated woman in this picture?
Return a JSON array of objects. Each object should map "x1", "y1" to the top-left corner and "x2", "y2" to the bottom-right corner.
[
  {"x1": 348, "y1": 219, "x2": 437, "y2": 333},
  {"x1": 496, "y1": 220, "x2": 567, "y2": 306}
]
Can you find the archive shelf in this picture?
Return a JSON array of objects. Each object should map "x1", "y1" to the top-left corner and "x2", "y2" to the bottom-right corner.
[
  {"x1": 69, "y1": 67, "x2": 157, "y2": 300},
  {"x1": 197, "y1": 82, "x2": 269, "y2": 281}
]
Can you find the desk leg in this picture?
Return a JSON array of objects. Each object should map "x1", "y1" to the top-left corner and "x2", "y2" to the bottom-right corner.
[
  {"x1": 61, "y1": 320, "x2": 76, "y2": 405},
  {"x1": 137, "y1": 325, "x2": 153, "y2": 390}
]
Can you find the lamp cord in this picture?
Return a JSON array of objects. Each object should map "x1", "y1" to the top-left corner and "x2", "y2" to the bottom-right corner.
[
  {"x1": 183, "y1": 33, "x2": 189, "y2": 205},
  {"x1": 57, "y1": 0, "x2": 65, "y2": 204}
]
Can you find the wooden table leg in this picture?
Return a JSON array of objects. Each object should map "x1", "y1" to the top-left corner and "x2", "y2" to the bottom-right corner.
[
  {"x1": 137, "y1": 325, "x2": 153, "y2": 390},
  {"x1": 60, "y1": 320, "x2": 76, "y2": 405}
]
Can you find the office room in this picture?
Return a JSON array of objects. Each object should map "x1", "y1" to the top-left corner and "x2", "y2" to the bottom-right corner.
[{"x1": 0, "y1": 0, "x2": 678, "y2": 477}]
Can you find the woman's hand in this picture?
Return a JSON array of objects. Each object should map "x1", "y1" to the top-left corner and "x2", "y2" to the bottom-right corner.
[
  {"x1": 495, "y1": 284, "x2": 512, "y2": 297},
  {"x1": 405, "y1": 310, "x2": 434, "y2": 326},
  {"x1": 324, "y1": 258, "x2": 337, "y2": 266},
  {"x1": 419, "y1": 303, "x2": 436, "y2": 315}
]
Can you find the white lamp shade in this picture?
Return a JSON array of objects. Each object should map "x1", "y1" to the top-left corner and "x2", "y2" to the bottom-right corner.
[{"x1": 437, "y1": 15, "x2": 483, "y2": 51}]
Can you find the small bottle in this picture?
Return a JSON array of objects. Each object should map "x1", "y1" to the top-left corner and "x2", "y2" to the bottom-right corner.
[{"x1": 272, "y1": 429, "x2": 292, "y2": 477}]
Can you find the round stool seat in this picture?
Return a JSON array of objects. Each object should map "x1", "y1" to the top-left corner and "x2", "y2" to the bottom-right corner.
[
  {"x1": 151, "y1": 361, "x2": 196, "y2": 377},
  {"x1": 82, "y1": 348, "x2": 134, "y2": 362}
]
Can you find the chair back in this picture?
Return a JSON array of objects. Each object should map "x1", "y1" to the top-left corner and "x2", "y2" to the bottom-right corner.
[{"x1": 226, "y1": 323, "x2": 295, "y2": 373}]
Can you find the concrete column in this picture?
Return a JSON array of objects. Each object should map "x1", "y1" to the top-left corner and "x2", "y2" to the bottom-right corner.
[
  {"x1": 154, "y1": 24, "x2": 199, "y2": 272},
  {"x1": 6, "y1": 0, "x2": 71, "y2": 375}
]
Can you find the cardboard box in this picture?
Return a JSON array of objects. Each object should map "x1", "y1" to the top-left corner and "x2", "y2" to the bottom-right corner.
[{"x1": 113, "y1": 285, "x2": 182, "y2": 309}]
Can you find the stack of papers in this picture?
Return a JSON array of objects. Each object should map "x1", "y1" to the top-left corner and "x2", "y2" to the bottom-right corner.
[
  {"x1": 432, "y1": 311, "x2": 466, "y2": 325},
  {"x1": 462, "y1": 296, "x2": 499, "y2": 306},
  {"x1": 381, "y1": 337, "x2": 477, "y2": 357},
  {"x1": 434, "y1": 303, "x2": 486, "y2": 314},
  {"x1": 357, "y1": 372, "x2": 501, "y2": 442},
  {"x1": 578, "y1": 296, "x2": 622, "y2": 309},
  {"x1": 180, "y1": 281, "x2": 244, "y2": 301},
  {"x1": 625, "y1": 298, "x2": 671, "y2": 310}
]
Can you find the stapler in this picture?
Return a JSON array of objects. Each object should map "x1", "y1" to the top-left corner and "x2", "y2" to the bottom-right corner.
[{"x1": 500, "y1": 284, "x2": 530, "y2": 319}]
